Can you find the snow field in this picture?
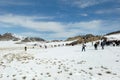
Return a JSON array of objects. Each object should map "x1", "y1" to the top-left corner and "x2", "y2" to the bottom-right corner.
[{"x1": 0, "y1": 41, "x2": 120, "y2": 80}]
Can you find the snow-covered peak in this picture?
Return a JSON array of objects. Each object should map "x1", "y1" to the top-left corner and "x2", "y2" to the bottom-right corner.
[{"x1": 12, "y1": 33, "x2": 25, "y2": 40}]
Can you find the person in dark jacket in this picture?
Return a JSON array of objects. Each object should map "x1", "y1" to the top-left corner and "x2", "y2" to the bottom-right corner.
[
  {"x1": 82, "y1": 43, "x2": 86, "y2": 52},
  {"x1": 94, "y1": 43, "x2": 98, "y2": 50},
  {"x1": 24, "y1": 46, "x2": 27, "y2": 51},
  {"x1": 101, "y1": 41, "x2": 105, "y2": 49}
]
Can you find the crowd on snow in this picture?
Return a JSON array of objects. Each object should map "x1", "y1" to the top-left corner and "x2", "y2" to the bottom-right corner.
[
  {"x1": 24, "y1": 43, "x2": 66, "y2": 51},
  {"x1": 24, "y1": 39, "x2": 120, "y2": 52},
  {"x1": 81, "y1": 39, "x2": 120, "y2": 52}
]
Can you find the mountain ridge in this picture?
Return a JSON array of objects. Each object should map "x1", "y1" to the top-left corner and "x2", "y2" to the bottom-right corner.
[
  {"x1": 0, "y1": 30, "x2": 120, "y2": 42},
  {"x1": 0, "y1": 33, "x2": 45, "y2": 42}
]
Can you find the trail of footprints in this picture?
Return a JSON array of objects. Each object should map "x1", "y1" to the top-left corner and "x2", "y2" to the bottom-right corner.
[{"x1": 0, "y1": 57, "x2": 120, "y2": 80}]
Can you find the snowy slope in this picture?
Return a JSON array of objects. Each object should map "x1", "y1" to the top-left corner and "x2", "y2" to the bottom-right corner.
[
  {"x1": 105, "y1": 33, "x2": 120, "y2": 40},
  {"x1": 0, "y1": 41, "x2": 120, "y2": 80},
  {"x1": 12, "y1": 34, "x2": 25, "y2": 40}
]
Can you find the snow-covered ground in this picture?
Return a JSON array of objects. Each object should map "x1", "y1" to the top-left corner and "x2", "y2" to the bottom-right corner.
[
  {"x1": 0, "y1": 41, "x2": 120, "y2": 80},
  {"x1": 105, "y1": 33, "x2": 120, "y2": 40}
]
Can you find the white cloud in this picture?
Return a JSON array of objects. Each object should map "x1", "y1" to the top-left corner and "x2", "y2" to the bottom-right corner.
[
  {"x1": 0, "y1": 14, "x2": 102, "y2": 39},
  {"x1": 80, "y1": 13, "x2": 88, "y2": 16},
  {"x1": 0, "y1": 14, "x2": 64, "y2": 32},
  {"x1": 49, "y1": 30, "x2": 80, "y2": 39},
  {"x1": 0, "y1": 14, "x2": 119, "y2": 39},
  {"x1": 67, "y1": 20, "x2": 101, "y2": 30},
  {"x1": 0, "y1": 22, "x2": 12, "y2": 28},
  {"x1": 18, "y1": 32, "x2": 44, "y2": 38},
  {"x1": 45, "y1": 20, "x2": 102, "y2": 39},
  {"x1": 98, "y1": 20, "x2": 120, "y2": 31},
  {"x1": 0, "y1": 14, "x2": 101, "y2": 39},
  {"x1": 61, "y1": 0, "x2": 112, "y2": 8},
  {"x1": 95, "y1": 8, "x2": 120, "y2": 14},
  {"x1": 73, "y1": 0, "x2": 97, "y2": 8}
]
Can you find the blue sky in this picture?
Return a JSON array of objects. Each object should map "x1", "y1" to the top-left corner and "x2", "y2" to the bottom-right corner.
[{"x1": 0, "y1": 0, "x2": 120, "y2": 40}]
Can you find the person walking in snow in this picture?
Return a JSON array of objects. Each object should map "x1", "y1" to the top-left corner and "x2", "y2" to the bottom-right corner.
[
  {"x1": 44, "y1": 45, "x2": 47, "y2": 49},
  {"x1": 94, "y1": 42, "x2": 98, "y2": 50},
  {"x1": 82, "y1": 43, "x2": 86, "y2": 52},
  {"x1": 24, "y1": 46, "x2": 27, "y2": 51},
  {"x1": 101, "y1": 41, "x2": 105, "y2": 49}
]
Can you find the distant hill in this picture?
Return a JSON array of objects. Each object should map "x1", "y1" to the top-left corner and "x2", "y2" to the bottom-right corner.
[
  {"x1": 21, "y1": 37, "x2": 45, "y2": 42},
  {"x1": 1, "y1": 31, "x2": 120, "y2": 43},
  {"x1": 0, "y1": 33, "x2": 45, "y2": 42},
  {"x1": 66, "y1": 34, "x2": 101, "y2": 45},
  {"x1": 106, "y1": 30, "x2": 120, "y2": 35},
  {"x1": 0, "y1": 33, "x2": 20, "y2": 41}
]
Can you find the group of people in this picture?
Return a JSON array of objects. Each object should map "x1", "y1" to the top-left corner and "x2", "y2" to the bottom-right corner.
[
  {"x1": 24, "y1": 43, "x2": 66, "y2": 51},
  {"x1": 24, "y1": 40, "x2": 118, "y2": 52},
  {"x1": 81, "y1": 40, "x2": 106, "y2": 52},
  {"x1": 94, "y1": 41, "x2": 106, "y2": 50}
]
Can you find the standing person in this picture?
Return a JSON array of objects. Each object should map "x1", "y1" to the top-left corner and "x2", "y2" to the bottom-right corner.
[
  {"x1": 82, "y1": 43, "x2": 86, "y2": 52},
  {"x1": 101, "y1": 41, "x2": 105, "y2": 49},
  {"x1": 112, "y1": 42, "x2": 116, "y2": 46},
  {"x1": 94, "y1": 42, "x2": 98, "y2": 50},
  {"x1": 24, "y1": 46, "x2": 27, "y2": 51},
  {"x1": 44, "y1": 45, "x2": 47, "y2": 49}
]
